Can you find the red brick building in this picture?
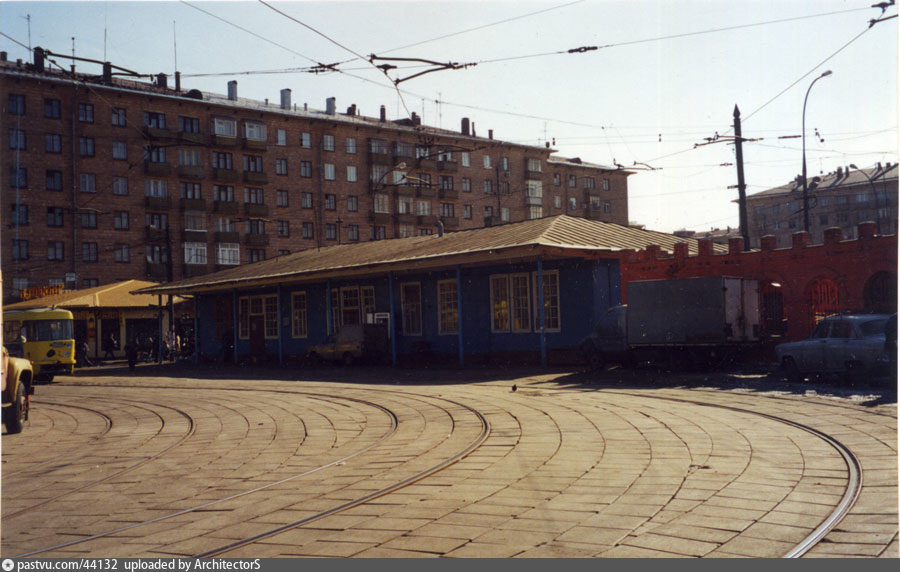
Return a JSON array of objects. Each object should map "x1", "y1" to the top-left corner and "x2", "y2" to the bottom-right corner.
[
  {"x1": 620, "y1": 222, "x2": 897, "y2": 344},
  {"x1": 2, "y1": 50, "x2": 631, "y2": 302}
]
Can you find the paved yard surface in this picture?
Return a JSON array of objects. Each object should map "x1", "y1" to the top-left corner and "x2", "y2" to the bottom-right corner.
[{"x1": 1, "y1": 362, "x2": 896, "y2": 558}]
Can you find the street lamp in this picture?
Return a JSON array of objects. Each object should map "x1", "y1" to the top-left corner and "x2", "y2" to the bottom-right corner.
[{"x1": 802, "y1": 70, "x2": 832, "y2": 232}]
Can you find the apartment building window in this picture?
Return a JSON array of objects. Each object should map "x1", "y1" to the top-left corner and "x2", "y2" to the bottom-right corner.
[
  {"x1": 214, "y1": 185, "x2": 234, "y2": 202},
  {"x1": 602, "y1": 178, "x2": 610, "y2": 191},
  {"x1": 45, "y1": 99, "x2": 61, "y2": 119},
  {"x1": 245, "y1": 219, "x2": 265, "y2": 235},
  {"x1": 184, "y1": 212, "x2": 206, "y2": 231},
  {"x1": 437, "y1": 280, "x2": 459, "y2": 335},
  {"x1": 184, "y1": 242, "x2": 207, "y2": 265},
  {"x1": 500, "y1": 207, "x2": 510, "y2": 222},
  {"x1": 372, "y1": 226, "x2": 386, "y2": 240},
  {"x1": 484, "y1": 206, "x2": 493, "y2": 219},
  {"x1": 143, "y1": 111, "x2": 165, "y2": 129},
  {"x1": 9, "y1": 129, "x2": 25, "y2": 150},
  {"x1": 325, "y1": 194, "x2": 337, "y2": 210},
  {"x1": 323, "y1": 134, "x2": 335, "y2": 151},
  {"x1": 347, "y1": 224, "x2": 359, "y2": 241},
  {"x1": 10, "y1": 167, "x2": 26, "y2": 188},
  {"x1": 47, "y1": 241, "x2": 64, "y2": 261},
  {"x1": 47, "y1": 170, "x2": 63, "y2": 191},
  {"x1": 527, "y1": 158, "x2": 542, "y2": 173},
  {"x1": 78, "y1": 103, "x2": 94, "y2": 123},
  {"x1": 302, "y1": 222, "x2": 314, "y2": 239},
  {"x1": 278, "y1": 249, "x2": 290, "y2": 256},
  {"x1": 856, "y1": 192, "x2": 870, "y2": 203},
  {"x1": 301, "y1": 192, "x2": 313, "y2": 209},
  {"x1": 213, "y1": 117, "x2": 236, "y2": 137},
  {"x1": 45, "y1": 133, "x2": 61, "y2": 153},
  {"x1": 347, "y1": 165, "x2": 357, "y2": 182},
  {"x1": 374, "y1": 193, "x2": 390, "y2": 213},
  {"x1": 438, "y1": 151, "x2": 453, "y2": 162},
  {"x1": 8, "y1": 94, "x2": 25, "y2": 115},
  {"x1": 483, "y1": 155, "x2": 491, "y2": 169},
  {"x1": 47, "y1": 207, "x2": 64, "y2": 227},
  {"x1": 528, "y1": 206, "x2": 543, "y2": 219},
  {"x1": 244, "y1": 187, "x2": 264, "y2": 204},
  {"x1": 463, "y1": 205, "x2": 472, "y2": 219},
  {"x1": 112, "y1": 141, "x2": 127, "y2": 160},
  {"x1": 110, "y1": 107, "x2": 126, "y2": 126},
  {"x1": 275, "y1": 158, "x2": 288, "y2": 175},
  {"x1": 300, "y1": 161, "x2": 312, "y2": 178},
  {"x1": 144, "y1": 145, "x2": 165, "y2": 163},
  {"x1": 291, "y1": 291, "x2": 308, "y2": 338},
  {"x1": 178, "y1": 149, "x2": 201, "y2": 166},
  {"x1": 417, "y1": 200, "x2": 431, "y2": 216},
  {"x1": 604, "y1": 201, "x2": 611, "y2": 213},
  {"x1": 215, "y1": 217, "x2": 235, "y2": 232},
  {"x1": 243, "y1": 155, "x2": 263, "y2": 172},
  {"x1": 440, "y1": 176, "x2": 454, "y2": 190},
  {"x1": 461, "y1": 152, "x2": 470, "y2": 167},
  {"x1": 11, "y1": 240, "x2": 28, "y2": 261},
  {"x1": 277, "y1": 220, "x2": 290, "y2": 237},
  {"x1": 243, "y1": 121, "x2": 266, "y2": 141},
  {"x1": 276, "y1": 190, "x2": 289, "y2": 207},
  {"x1": 216, "y1": 243, "x2": 240, "y2": 265},
  {"x1": 9, "y1": 204, "x2": 27, "y2": 226},
  {"x1": 300, "y1": 132, "x2": 311, "y2": 148},
  {"x1": 526, "y1": 180, "x2": 543, "y2": 201},
  {"x1": 81, "y1": 211, "x2": 97, "y2": 228},
  {"x1": 440, "y1": 203, "x2": 455, "y2": 217},
  {"x1": 398, "y1": 224, "x2": 414, "y2": 238},
  {"x1": 500, "y1": 156, "x2": 509, "y2": 172},
  {"x1": 80, "y1": 173, "x2": 96, "y2": 193},
  {"x1": 146, "y1": 213, "x2": 169, "y2": 230},
  {"x1": 180, "y1": 182, "x2": 201, "y2": 199},
  {"x1": 212, "y1": 152, "x2": 233, "y2": 170},
  {"x1": 584, "y1": 177, "x2": 596, "y2": 189},
  {"x1": 400, "y1": 283, "x2": 422, "y2": 336},
  {"x1": 554, "y1": 195, "x2": 561, "y2": 209},
  {"x1": 275, "y1": 129, "x2": 286, "y2": 146},
  {"x1": 416, "y1": 145, "x2": 429, "y2": 159},
  {"x1": 325, "y1": 223, "x2": 337, "y2": 241},
  {"x1": 346, "y1": 137, "x2": 357, "y2": 154},
  {"x1": 483, "y1": 180, "x2": 493, "y2": 194},
  {"x1": 462, "y1": 177, "x2": 471, "y2": 193},
  {"x1": 82, "y1": 242, "x2": 98, "y2": 262},
  {"x1": 324, "y1": 164, "x2": 336, "y2": 180},
  {"x1": 370, "y1": 138, "x2": 389, "y2": 155},
  {"x1": 79, "y1": 137, "x2": 95, "y2": 156},
  {"x1": 398, "y1": 196, "x2": 412, "y2": 214},
  {"x1": 248, "y1": 249, "x2": 265, "y2": 263},
  {"x1": 568, "y1": 175, "x2": 577, "y2": 188},
  {"x1": 178, "y1": 116, "x2": 199, "y2": 133},
  {"x1": 113, "y1": 211, "x2": 129, "y2": 230},
  {"x1": 114, "y1": 244, "x2": 130, "y2": 263},
  {"x1": 145, "y1": 179, "x2": 167, "y2": 197},
  {"x1": 348, "y1": 195, "x2": 358, "y2": 212}
]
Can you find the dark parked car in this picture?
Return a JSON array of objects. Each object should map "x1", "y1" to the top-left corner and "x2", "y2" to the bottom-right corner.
[{"x1": 775, "y1": 313, "x2": 895, "y2": 383}]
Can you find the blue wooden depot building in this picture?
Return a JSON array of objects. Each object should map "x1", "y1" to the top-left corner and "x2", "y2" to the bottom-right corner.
[{"x1": 137, "y1": 216, "x2": 709, "y2": 367}]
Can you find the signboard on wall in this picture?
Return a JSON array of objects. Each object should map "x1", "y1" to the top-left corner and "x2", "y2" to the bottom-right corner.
[{"x1": 19, "y1": 285, "x2": 64, "y2": 300}]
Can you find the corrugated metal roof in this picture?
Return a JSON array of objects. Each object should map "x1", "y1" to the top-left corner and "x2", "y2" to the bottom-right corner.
[
  {"x1": 135, "y1": 215, "x2": 724, "y2": 296},
  {"x1": 4, "y1": 280, "x2": 186, "y2": 310},
  {"x1": 748, "y1": 164, "x2": 898, "y2": 198}
]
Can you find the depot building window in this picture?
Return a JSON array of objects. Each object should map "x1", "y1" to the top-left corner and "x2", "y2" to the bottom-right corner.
[{"x1": 238, "y1": 294, "x2": 278, "y2": 340}]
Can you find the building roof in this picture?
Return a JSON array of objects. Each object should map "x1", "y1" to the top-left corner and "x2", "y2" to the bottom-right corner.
[
  {"x1": 747, "y1": 163, "x2": 898, "y2": 199},
  {"x1": 547, "y1": 156, "x2": 631, "y2": 174},
  {"x1": 4, "y1": 280, "x2": 186, "y2": 311},
  {"x1": 135, "y1": 215, "x2": 725, "y2": 296}
]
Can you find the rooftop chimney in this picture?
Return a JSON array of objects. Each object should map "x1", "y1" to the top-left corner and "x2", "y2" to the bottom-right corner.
[
  {"x1": 33, "y1": 47, "x2": 45, "y2": 72},
  {"x1": 380, "y1": 105, "x2": 386, "y2": 122},
  {"x1": 157, "y1": 73, "x2": 167, "y2": 89},
  {"x1": 488, "y1": 129, "x2": 493, "y2": 140},
  {"x1": 1, "y1": 52, "x2": 7, "y2": 62},
  {"x1": 461, "y1": 117, "x2": 470, "y2": 136},
  {"x1": 102, "y1": 61, "x2": 112, "y2": 83},
  {"x1": 280, "y1": 88, "x2": 292, "y2": 110},
  {"x1": 227, "y1": 80, "x2": 238, "y2": 101},
  {"x1": 175, "y1": 71, "x2": 181, "y2": 92},
  {"x1": 326, "y1": 97, "x2": 336, "y2": 115},
  {"x1": 346, "y1": 103, "x2": 356, "y2": 116}
]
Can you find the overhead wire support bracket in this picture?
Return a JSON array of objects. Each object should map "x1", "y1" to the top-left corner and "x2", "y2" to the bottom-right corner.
[
  {"x1": 567, "y1": 46, "x2": 598, "y2": 53},
  {"x1": 309, "y1": 62, "x2": 341, "y2": 74},
  {"x1": 368, "y1": 54, "x2": 476, "y2": 85}
]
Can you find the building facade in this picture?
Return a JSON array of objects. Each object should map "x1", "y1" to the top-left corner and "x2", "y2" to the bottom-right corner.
[
  {"x1": 2, "y1": 49, "x2": 631, "y2": 302},
  {"x1": 745, "y1": 163, "x2": 897, "y2": 249}
]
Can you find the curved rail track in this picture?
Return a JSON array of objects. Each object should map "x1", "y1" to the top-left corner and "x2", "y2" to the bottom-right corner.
[{"x1": 1, "y1": 378, "x2": 892, "y2": 559}]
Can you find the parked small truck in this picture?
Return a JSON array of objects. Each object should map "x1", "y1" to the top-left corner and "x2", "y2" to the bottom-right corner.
[{"x1": 581, "y1": 276, "x2": 761, "y2": 369}]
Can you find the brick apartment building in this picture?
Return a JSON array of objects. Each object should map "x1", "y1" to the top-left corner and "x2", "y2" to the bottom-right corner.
[
  {"x1": 1, "y1": 48, "x2": 632, "y2": 302},
  {"x1": 745, "y1": 163, "x2": 898, "y2": 249}
]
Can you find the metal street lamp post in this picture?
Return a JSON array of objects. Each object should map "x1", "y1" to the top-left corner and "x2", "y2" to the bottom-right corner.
[{"x1": 802, "y1": 70, "x2": 832, "y2": 232}]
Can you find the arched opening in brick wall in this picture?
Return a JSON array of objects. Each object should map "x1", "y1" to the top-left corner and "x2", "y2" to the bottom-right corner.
[
  {"x1": 863, "y1": 271, "x2": 898, "y2": 314},
  {"x1": 759, "y1": 281, "x2": 786, "y2": 338},
  {"x1": 806, "y1": 278, "x2": 841, "y2": 332}
]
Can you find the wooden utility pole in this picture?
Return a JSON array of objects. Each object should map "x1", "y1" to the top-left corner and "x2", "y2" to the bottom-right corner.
[{"x1": 733, "y1": 105, "x2": 750, "y2": 251}]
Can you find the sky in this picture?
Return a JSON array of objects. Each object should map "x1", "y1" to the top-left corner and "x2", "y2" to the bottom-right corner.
[{"x1": 1, "y1": 0, "x2": 897, "y2": 233}]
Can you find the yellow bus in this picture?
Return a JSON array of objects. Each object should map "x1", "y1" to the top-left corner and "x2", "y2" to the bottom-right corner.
[{"x1": 3, "y1": 308, "x2": 76, "y2": 382}]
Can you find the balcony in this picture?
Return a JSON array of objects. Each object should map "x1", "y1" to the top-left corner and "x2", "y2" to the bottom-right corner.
[
  {"x1": 141, "y1": 125, "x2": 171, "y2": 140},
  {"x1": 211, "y1": 167, "x2": 237, "y2": 182},
  {"x1": 244, "y1": 233, "x2": 269, "y2": 246},
  {"x1": 213, "y1": 201, "x2": 239, "y2": 214},
  {"x1": 182, "y1": 229, "x2": 207, "y2": 242},
  {"x1": 440, "y1": 216, "x2": 460, "y2": 229},
  {"x1": 242, "y1": 137, "x2": 267, "y2": 151},
  {"x1": 211, "y1": 134, "x2": 238, "y2": 147},
  {"x1": 214, "y1": 231, "x2": 240, "y2": 243},
  {"x1": 177, "y1": 165, "x2": 205, "y2": 179},
  {"x1": 368, "y1": 152, "x2": 394, "y2": 166},
  {"x1": 417, "y1": 187, "x2": 437, "y2": 199},
  {"x1": 145, "y1": 226, "x2": 169, "y2": 242},
  {"x1": 393, "y1": 184, "x2": 417, "y2": 197},
  {"x1": 244, "y1": 203, "x2": 269, "y2": 217},
  {"x1": 243, "y1": 171, "x2": 268, "y2": 185},
  {"x1": 525, "y1": 195, "x2": 543, "y2": 206},
  {"x1": 182, "y1": 263, "x2": 210, "y2": 279},
  {"x1": 145, "y1": 262, "x2": 169, "y2": 281},
  {"x1": 525, "y1": 170, "x2": 543, "y2": 181},
  {"x1": 417, "y1": 158, "x2": 437, "y2": 170},
  {"x1": 144, "y1": 196, "x2": 171, "y2": 210},
  {"x1": 144, "y1": 161, "x2": 172, "y2": 176},
  {"x1": 418, "y1": 214, "x2": 438, "y2": 226},
  {"x1": 177, "y1": 131, "x2": 207, "y2": 145},
  {"x1": 439, "y1": 189, "x2": 459, "y2": 200},
  {"x1": 180, "y1": 198, "x2": 207, "y2": 211},
  {"x1": 437, "y1": 160, "x2": 459, "y2": 172},
  {"x1": 369, "y1": 212, "x2": 393, "y2": 225},
  {"x1": 395, "y1": 213, "x2": 417, "y2": 225}
]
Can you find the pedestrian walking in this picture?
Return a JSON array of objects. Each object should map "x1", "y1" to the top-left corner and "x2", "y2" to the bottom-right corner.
[
  {"x1": 103, "y1": 332, "x2": 116, "y2": 360},
  {"x1": 124, "y1": 338, "x2": 138, "y2": 371}
]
